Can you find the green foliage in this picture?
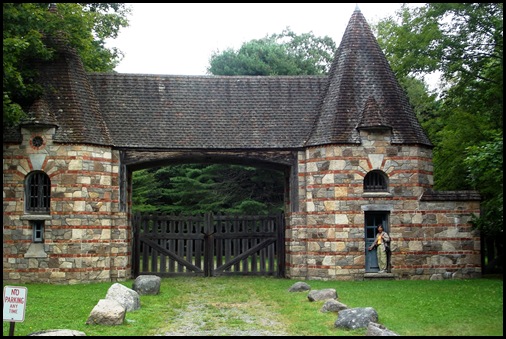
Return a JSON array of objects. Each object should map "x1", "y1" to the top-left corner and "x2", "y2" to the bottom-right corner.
[
  {"x1": 464, "y1": 132, "x2": 503, "y2": 236},
  {"x1": 429, "y1": 109, "x2": 489, "y2": 190},
  {"x1": 132, "y1": 164, "x2": 284, "y2": 215},
  {"x1": 2, "y1": 3, "x2": 130, "y2": 126},
  {"x1": 208, "y1": 27, "x2": 336, "y2": 75},
  {"x1": 376, "y1": 3, "x2": 503, "y2": 240},
  {"x1": 398, "y1": 76, "x2": 440, "y2": 125}
]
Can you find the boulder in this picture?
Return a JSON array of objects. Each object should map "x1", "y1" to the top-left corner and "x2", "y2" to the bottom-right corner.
[
  {"x1": 366, "y1": 322, "x2": 400, "y2": 336},
  {"x1": 320, "y1": 299, "x2": 348, "y2": 313},
  {"x1": 132, "y1": 275, "x2": 161, "y2": 295},
  {"x1": 86, "y1": 299, "x2": 125, "y2": 326},
  {"x1": 307, "y1": 288, "x2": 337, "y2": 301},
  {"x1": 334, "y1": 307, "x2": 378, "y2": 330},
  {"x1": 288, "y1": 282, "x2": 311, "y2": 292},
  {"x1": 106, "y1": 283, "x2": 140, "y2": 312}
]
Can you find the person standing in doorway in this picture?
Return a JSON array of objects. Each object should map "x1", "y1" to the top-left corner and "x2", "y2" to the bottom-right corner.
[{"x1": 368, "y1": 225, "x2": 391, "y2": 273}]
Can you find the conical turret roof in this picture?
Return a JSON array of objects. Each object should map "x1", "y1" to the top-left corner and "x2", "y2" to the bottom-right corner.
[
  {"x1": 30, "y1": 34, "x2": 112, "y2": 145},
  {"x1": 306, "y1": 8, "x2": 432, "y2": 146}
]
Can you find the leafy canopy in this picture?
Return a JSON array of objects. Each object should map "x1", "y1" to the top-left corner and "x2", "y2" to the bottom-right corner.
[
  {"x1": 207, "y1": 27, "x2": 336, "y2": 75},
  {"x1": 376, "y1": 3, "x2": 503, "y2": 237}
]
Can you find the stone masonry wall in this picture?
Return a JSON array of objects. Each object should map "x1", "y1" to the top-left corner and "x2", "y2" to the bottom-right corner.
[
  {"x1": 285, "y1": 129, "x2": 481, "y2": 280},
  {"x1": 3, "y1": 126, "x2": 481, "y2": 283},
  {"x1": 3, "y1": 126, "x2": 129, "y2": 284}
]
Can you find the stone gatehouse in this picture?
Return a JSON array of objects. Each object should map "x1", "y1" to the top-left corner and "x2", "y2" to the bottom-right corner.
[{"x1": 2, "y1": 8, "x2": 481, "y2": 284}]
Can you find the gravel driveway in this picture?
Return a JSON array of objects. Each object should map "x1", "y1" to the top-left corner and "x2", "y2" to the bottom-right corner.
[{"x1": 156, "y1": 290, "x2": 289, "y2": 336}]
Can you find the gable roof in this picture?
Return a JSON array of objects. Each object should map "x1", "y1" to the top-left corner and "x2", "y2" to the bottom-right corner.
[
  {"x1": 87, "y1": 74, "x2": 326, "y2": 149},
  {"x1": 3, "y1": 8, "x2": 432, "y2": 149}
]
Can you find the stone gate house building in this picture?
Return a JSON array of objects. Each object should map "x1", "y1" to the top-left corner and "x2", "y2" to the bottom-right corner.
[{"x1": 3, "y1": 9, "x2": 482, "y2": 284}]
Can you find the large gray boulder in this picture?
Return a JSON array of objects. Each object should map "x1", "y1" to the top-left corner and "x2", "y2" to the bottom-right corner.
[
  {"x1": 334, "y1": 307, "x2": 378, "y2": 330},
  {"x1": 86, "y1": 299, "x2": 125, "y2": 326},
  {"x1": 106, "y1": 283, "x2": 140, "y2": 312},
  {"x1": 132, "y1": 275, "x2": 161, "y2": 295},
  {"x1": 307, "y1": 288, "x2": 337, "y2": 301}
]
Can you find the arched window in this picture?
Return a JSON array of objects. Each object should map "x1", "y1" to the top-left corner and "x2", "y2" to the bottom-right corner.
[
  {"x1": 25, "y1": 171, "x2": 51, "y2": 213},
  {"x1": 364, "y1": 170, "x2": 388, "y2": 192}
]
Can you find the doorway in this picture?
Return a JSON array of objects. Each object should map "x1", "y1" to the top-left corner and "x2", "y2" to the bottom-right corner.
[{"x1": 365, "y1": 211, "x2": 389, "y2": 272}]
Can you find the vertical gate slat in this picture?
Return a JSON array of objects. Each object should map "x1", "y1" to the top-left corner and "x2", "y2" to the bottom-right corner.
[
  {"x1": 215, "y1": 214, "x2": 222, "y2": 271},
  {"x1": 241, "y1": 237, "x2": 248, "y2": 273},
  {"x1": 267, "y1": 217, "x2": 274, "y2": 274},
  {"x1": 233, "y1": 217, "x2": 240, "y2": 272},
  {"x1": 150, "y1": 214, "x2": 159, "y2": 272},
  {"x1": 194, "y1": 218, "x2": 202, "y2": 270},
  {"x1": 250, "y1": 218, "x2": 257, "y2": 273},
  {"x1": 141, "y1": 215, "x2": 150, "y2": 272},
  {"x1": 224, "y1": 218, "x2": 231, "y2": 272},
  {"x1": 202, "y1": 213, "x2": 208, "y2": 277},
  {"x1": 133, "y1": 213, "x2": 140, "y2": 277},
  {"x1": 208, "y1": 213, "x2": 215, "y2": 276},
  {"x1": 186, "y1": 236, "x2": 193, "y2": 273},
  {"x1": 259, "y1": 218, "x2": 267, "y2": 274},
  {"x1": 277, "y1": 213, "x2": 285, "y2": 277},
  {"x1": 168, "y1": 215, "x2": 175, "y2": 273},
  {"x1": 159, "y1": 217, "x2": 167, "y2": 273},
  {"x1": 268, "y1": 239, "x2": 275, "y2": 273},
  {"x1": 177, "y1": 218, "x2": 184, "y2": 272},
  {"x1": 204, "y1": 213, "x2": 214, "y2": 277}
]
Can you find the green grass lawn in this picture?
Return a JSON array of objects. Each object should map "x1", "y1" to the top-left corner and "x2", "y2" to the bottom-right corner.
[{"x1": 3, "y1": 276, "x2": 503, "y2": 336}]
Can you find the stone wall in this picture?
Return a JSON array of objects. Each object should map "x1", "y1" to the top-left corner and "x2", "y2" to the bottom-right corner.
[
  {"x1": 3, "y1": 126, "x2": 480, "y2": 283},
  {"x1": 3, "y1": 126, "x2": 130, "y2": 284},
  {"x1": 285, "y1": 129, "x2": 481, "y2": 280}
]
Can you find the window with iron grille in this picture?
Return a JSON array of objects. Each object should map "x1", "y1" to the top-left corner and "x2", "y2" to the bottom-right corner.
[
  {"x1": 364, "y1": 170, "x2": 388, "y2": 192},
  {"x1": 25, "y1": 171, "x2": 51, "y2": 213}
]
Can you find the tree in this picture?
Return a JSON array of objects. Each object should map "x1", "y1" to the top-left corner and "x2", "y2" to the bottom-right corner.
[
  {"x1": 464, "y1": 132, "x2": 503, "y2": 236},
  {"x1": 3, "y1": 3, "x2": 131, "y2": 126},
  {"x1": 375, "y1": 3, "x2": 503, "y2": 190},
  {"x1": 207, "y1": 27, "x2": 336, "y2": 75},
  {"x1": 464, "y1": 132, "x2": 503, "y2": 272},
  {"x1": 132, "y1": 164, "x2": 284, "y2": 215},
  {"x1": 375, "y1": 3, "x2": 503, "y2": 271}
]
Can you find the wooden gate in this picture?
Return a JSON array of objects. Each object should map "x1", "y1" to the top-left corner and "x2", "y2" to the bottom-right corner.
[{"x1": 132, "y1": 213, "x2": 285, "y2": 277}]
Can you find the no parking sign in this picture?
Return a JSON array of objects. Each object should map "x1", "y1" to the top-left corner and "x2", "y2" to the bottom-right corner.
[{"x1": 3, "y1": 286, "x2": 27, "y2": 322}]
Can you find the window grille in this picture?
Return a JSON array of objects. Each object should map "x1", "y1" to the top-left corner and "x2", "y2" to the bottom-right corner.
[
  {"x1": 364, "y1": 170, "x2": 388, "y2": 192},
  {"x1": 25, "y1": 171, "x2": 51, "y2": 213}
]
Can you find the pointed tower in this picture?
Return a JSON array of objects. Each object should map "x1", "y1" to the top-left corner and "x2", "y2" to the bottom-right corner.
[{"x1": 306, "y1": 7, "x2": 431, "y2": 146}]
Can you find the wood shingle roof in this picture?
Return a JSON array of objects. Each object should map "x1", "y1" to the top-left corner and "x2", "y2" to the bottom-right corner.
[
  {"x1": 3, "y1": 8, "x2": 432, "y2": 149},
  {"x1": 87, "y1": 74, "x2": 326, "y2": 149},
  {"x1": 306, "y1": 8, "x2": 432, "y2": 146}
]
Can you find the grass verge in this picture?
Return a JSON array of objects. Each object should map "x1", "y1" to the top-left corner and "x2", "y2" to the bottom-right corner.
[{"x1": 2, "y1": 276, "x2": 503, "y2": 336}]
